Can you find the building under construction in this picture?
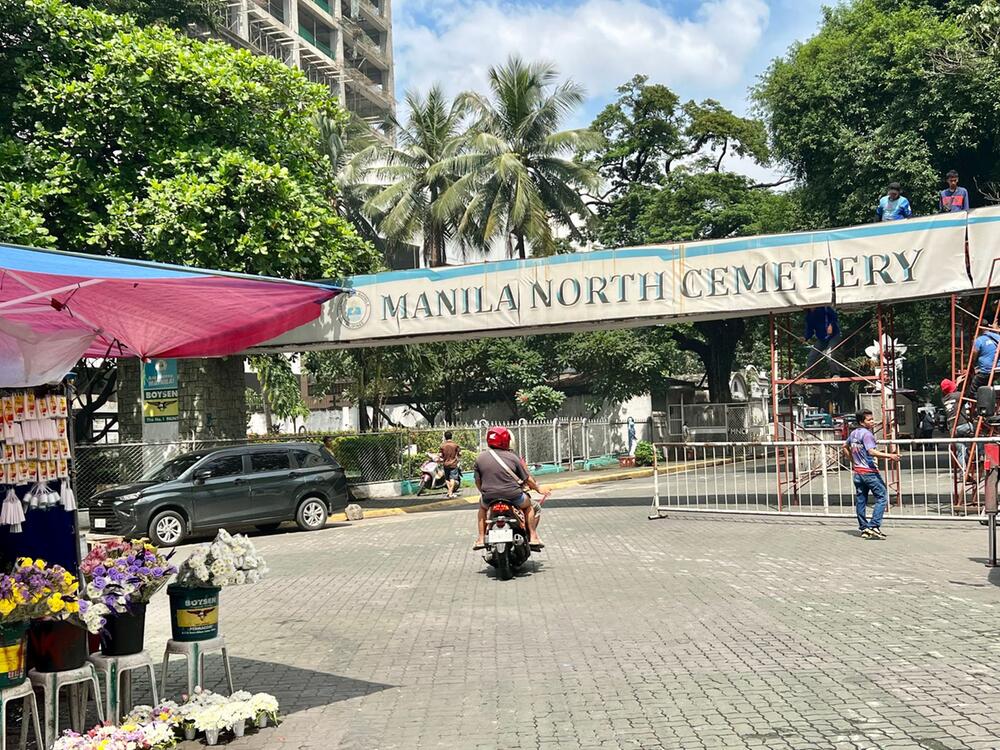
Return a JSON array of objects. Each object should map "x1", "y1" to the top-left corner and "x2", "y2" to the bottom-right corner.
[{"x1": 208, "y1": 0, "x2": 395, "y2": 133}]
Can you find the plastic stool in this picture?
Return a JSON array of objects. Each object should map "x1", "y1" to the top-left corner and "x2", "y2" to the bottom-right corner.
[
  {"x1": 28, "y1": 664, "x2": 104, "y2": 750},
  {"x1": 87, "y1": 651, "x2": 159, "y2": 723},
  {"x1": 1, "y1": 680, "x2": 42, "y2": 750},
  {"x1": 159, "y1": 637, "x2": 234, "y2": 699}
]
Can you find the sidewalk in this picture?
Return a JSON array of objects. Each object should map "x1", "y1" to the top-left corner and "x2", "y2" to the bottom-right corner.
[{"x1": 333, "y1": 464, "x2": 661, "y2": 521}]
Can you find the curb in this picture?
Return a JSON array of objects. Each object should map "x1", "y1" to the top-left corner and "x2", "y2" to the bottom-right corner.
[{"x1": 327, "y1": 464, "x2": 707, "y2": 523}]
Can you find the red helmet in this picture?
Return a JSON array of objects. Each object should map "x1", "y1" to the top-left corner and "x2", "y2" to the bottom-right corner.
[{"x1": 486, "y1": 426, "x2": 511, "y2": 450}]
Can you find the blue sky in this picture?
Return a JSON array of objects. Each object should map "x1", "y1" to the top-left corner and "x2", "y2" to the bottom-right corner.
[{"x1": 391, "y1": 0, "x2": 829, "y2": 129}]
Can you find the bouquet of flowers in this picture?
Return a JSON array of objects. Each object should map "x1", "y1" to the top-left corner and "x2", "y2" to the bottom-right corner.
[
  {"x1": 0, "y1": 557, "x2": 104, "y2": 633},
  {"x1": 175, "y1": 529, "x2": 267, "y2": 587},
  {"x1": 53, "y1": 720, "x2": 177, "y2": 750},
  {"x1": 80, "y1": 539, "x2": 176, "y2": 613}
]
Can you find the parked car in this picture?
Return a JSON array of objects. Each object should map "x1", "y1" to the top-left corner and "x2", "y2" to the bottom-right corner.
[{"x1": 88, "y1": 443, "x2": 349, "y2": 546}]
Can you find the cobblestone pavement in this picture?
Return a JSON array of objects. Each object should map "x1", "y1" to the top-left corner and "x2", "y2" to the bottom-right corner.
[{"x1": 19, "y1": 480, "x2": 1000, "y2": 750}]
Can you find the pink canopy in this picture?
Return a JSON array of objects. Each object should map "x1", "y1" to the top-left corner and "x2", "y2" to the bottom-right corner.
[{"x1": 0, "y1": 244, "x2": 340, "y2": 386}]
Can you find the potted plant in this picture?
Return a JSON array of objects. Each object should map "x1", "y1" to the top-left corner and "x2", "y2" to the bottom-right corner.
[
  {"x1": 169, "y1": 530, "x2": 267, "y2": 642},
  {"x1": 81, "y1": 539, "x2": 176, "y2": 656},
  {"x1": 1, "y1": 558, "x2": 103, "y2": 678},
  {"x1": 250, "y1": 692, "x2": 279, "y2": 728}
]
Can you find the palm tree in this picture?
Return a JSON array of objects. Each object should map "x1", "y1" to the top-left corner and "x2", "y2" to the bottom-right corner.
[
  {"x1": 313, "y1": 111, "x2": 383, "y2": 249},
  {"x1": 365, "y1": 86, "x2": 467, "y2": 267},
  {"x1": 433, "y1": 56, "x2": 600, "y2": 259}
]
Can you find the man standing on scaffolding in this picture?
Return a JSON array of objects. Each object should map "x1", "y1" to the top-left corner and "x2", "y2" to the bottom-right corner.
[
  {"x1": 803, "y1": 306, "x2": 842, "y2": 373},
  {"x1": 845, "y1": 409, "x2": 900, "y2": 540},
  {"x1": 970, "y1": 325, "x2": 1000, "y2": 392}
]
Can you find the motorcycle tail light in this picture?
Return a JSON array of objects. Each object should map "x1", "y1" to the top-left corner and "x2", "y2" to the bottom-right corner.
[{"x1": 492, "y1": 503, "x2": 510, "y2": 513}]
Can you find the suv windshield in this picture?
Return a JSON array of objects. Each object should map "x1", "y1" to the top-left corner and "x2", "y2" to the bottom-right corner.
[{"x1": 142, "y1": 453, "x2": 205, "y2": 482}]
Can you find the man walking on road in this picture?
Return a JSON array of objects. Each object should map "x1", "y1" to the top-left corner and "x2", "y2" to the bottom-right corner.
[
  {"x1": 845, "y1": 410, "x2": 900, "y2": 539},
  {"x1": 439, "y1": 431, "x2": 462, "y2": 499}
]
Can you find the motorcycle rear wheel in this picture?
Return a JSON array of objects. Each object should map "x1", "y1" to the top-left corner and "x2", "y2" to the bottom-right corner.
[{"x1": 496, "y1": 550, "x2": 513, "y2": 581}]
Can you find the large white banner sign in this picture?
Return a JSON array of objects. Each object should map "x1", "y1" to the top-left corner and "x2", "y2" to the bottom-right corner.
[
  {"x1": 968, "y1": 205, "x2": 1000, "y2": 288},
  {"x1": 259, "y1": 212, "x2": 973, "y2": 351}
]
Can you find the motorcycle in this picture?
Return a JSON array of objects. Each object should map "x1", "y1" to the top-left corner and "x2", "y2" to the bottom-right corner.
[
  {"x1": 416, "y1": 453, "x2": 448, "y2": 496},
  {"x1": 483, "y1": 498, "x2": 531, "y2": 580}
]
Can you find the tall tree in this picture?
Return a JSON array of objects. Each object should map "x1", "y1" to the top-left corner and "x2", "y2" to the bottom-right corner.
[
  {"x1": 366, "y1": 86, "x2": 467, "y2": 267},
  {"x1": 435, "y1": 56, "x2": 600, "y2": 259},
  {"x1": 584, "y1": 76, "x2": 795, "y2": 402},
  {"x1": 754, "y1": 0, "x2": 999, "y2": 226}
]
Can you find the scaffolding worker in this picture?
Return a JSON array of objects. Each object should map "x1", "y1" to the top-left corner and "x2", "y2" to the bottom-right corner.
[
  {"x1": 941, "y1": 378, "x2": 974, "y2": 476},
  {"x1": 803, "y1": 306, "x2": 842, "y2": 373},
  {"x1": 970, "y1": 326, "x2": 1000, "y2": 392}
]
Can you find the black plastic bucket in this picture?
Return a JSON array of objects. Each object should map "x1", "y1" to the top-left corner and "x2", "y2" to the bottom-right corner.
[
  {"x1": 101, "y1": 603, "x2": 147, "y2": 656},
  {"x1": 167, "y1": 584, "x2": 221, "y2": 641},
  {"x1": 29, "y1": 620, "x2": 88, "y2": 672},
  {"x1": 0, "y1": 621, "x2": 28, "y2": 688}
]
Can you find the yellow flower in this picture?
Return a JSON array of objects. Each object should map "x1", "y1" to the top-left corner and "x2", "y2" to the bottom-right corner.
[
  {"x1": 0, "y1": 598, "x2": 15, "y2": 617},
  {"x1": 34, "y1": 559, "x2": 46, "y2": 569},
  {"x1": 64, "y1": 600, "x2": 79, "y2": 614},
  {"x1": 47, "y1": 594, "x2": 65, "y2": 613},
  {"x1": 12, "y1": 587, "x2": 25, "y2": 604},
  {"x1": 17, "y1": 557, "x2": 33, "y2": 568},
  {"x1": 62, "y1": 572, "x2": 74, "y2": 586}
]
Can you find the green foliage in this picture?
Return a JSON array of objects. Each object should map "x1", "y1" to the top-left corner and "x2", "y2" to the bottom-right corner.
[
  {"x1": 633, "y1": 440, "x2": 654, "y2": 467},
  {"x1": 515, "y1": 385, "x2": 566, "y2": 420},
  {"x1": 0, "y1": 183, "x2": 55, "y2": 247},
  {"x1": 249, "y1": 354, "x2": 309, "y2": 423},
  {"x1": 0, "y1": 0, "x2": 377, "y2": 279},
  {"x1": 67, "y1": 0, "x2": 223, "y2": 28},
  {"x1": 754, "y1": 0, "x2": 999, "y2": 225},
  {"x1": 366, "y1": 86, "x2": 468, "y2": 267},
  {"x1": 434, "y1": 56, "x2": 601, "y2": 259}
]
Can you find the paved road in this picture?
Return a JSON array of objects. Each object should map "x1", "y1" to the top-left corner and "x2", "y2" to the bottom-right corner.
[{"x1": 23, "y1": 479, "x2": 1000, "y2": 749}]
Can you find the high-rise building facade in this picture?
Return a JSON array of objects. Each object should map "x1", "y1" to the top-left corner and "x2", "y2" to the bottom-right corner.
[{"x1": 212, "y1": 0, "x2": 395, "y2": 132}]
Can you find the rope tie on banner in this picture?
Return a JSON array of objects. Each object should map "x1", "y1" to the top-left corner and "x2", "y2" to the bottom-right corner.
[{"x1": 0, "y1": 486, "x2": 24, "y2": 533}]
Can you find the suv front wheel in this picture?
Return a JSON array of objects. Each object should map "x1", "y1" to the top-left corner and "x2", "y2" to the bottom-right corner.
[
  {"x1": 149, "y1": 510, "x2": 187, "y2": 547},
  {"x1": 296, "y1": 497, "x2": 329, "y2": 531}
]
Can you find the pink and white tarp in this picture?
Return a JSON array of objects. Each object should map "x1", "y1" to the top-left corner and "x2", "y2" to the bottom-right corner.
[{"x1": 0, "y1": 244, "x2": 340, "y2": 387}]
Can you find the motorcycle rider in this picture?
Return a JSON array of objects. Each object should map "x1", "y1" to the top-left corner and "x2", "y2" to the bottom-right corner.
[{"x1": 472, "y1": 426, "x2": 543, "y2": 551}]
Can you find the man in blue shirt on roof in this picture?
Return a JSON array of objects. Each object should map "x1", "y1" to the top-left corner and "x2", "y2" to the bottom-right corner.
[
  {"x1": 876, "y1": 182, "x2": 912, "y2": 222},
  {"x1": 940, "y1": 170, "x2": 970, "y2": 213}
]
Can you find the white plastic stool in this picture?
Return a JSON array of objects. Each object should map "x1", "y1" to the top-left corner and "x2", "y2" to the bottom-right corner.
[
  {"x1": 87, "y1": 651, "x2": 159, "y2": 723},
  {"x1": 28, "y1": 664, "x2": 104, "y2": 750},
  {"x1": 1, "y1": 680, "x2": 42, "y2": 750},
  {"x1": 159, "y1": 637, "x2": 234, "y2": 699}
]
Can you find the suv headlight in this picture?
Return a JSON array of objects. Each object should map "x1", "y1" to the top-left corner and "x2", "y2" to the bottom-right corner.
[{"x1": 115, "y1": 492, "x2": 142, "y2": 504}]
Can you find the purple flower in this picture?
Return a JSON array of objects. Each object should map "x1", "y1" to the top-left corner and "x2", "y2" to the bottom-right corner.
[
  {"x1": 108, "y1": 569, "x2": 124, "y2": 582},
  {"x1": 103, "y1": 595, "x2": 118, "y2": 608},
  {"x1": 92, "y1": 577, "x2": 107, "y2": 590},
  {"x1": 94, "y1": 565, "x2": 107, "y2": 577},
  {"x1": 138, "y1": 566, "x2": 151, "y2": 575},
  {"x1": 152, "y1": 567, "x2": 164, "y2": 577}
]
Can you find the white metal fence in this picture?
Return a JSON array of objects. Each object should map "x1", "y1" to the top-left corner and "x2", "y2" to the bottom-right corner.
[{"x1": 650, "y1": 438, "x2": 991, "y2": 520}]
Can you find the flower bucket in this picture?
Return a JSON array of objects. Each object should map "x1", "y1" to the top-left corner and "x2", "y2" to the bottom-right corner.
[
  {"x1": 29, "y1": 619, "x2": 88, "y2": 672},
  {"x1": 0, "y1": 621, "x2": 29, "y2": 688},
  {"x1": 101, "y1": 602, "x2": 147, "y2": 656},
  {"x1": 167, "y1": 584, "x2": 220, "y2": 642},
  {"x1": 256, "y1": 713, "x2": 269, "y2": 728},
  {"x1": 233, "y1": 719, "x2": 246, "y2": 737},
  {"x1": 183, "y1": 723, "x2": 197, "y2": 740},
  {"x1": 205, "y1": 728, "x2": 220, "y2": 746}
]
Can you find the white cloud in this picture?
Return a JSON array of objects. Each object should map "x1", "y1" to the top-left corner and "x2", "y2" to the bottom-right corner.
[{"x1": 392, "y1": 0, "x2": 771, "y2": 113}]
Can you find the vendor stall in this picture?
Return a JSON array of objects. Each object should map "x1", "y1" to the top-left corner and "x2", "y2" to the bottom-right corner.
[
  {"x1": 0, "y1": 241, "x2": 340, "y2": 569},
  {"x1": 0, "y1": 242, "x2": 338, "y2": 743}
]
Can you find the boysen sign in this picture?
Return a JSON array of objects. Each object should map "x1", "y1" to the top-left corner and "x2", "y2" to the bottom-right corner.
[{"x1": 258, "y1": 212, "x2": 975, "y2": 351}]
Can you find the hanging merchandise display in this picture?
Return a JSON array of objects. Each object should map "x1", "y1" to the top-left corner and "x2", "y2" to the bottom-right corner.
[{"x1": 0, "y1": 387, "x2": 73, "y2": 535}]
